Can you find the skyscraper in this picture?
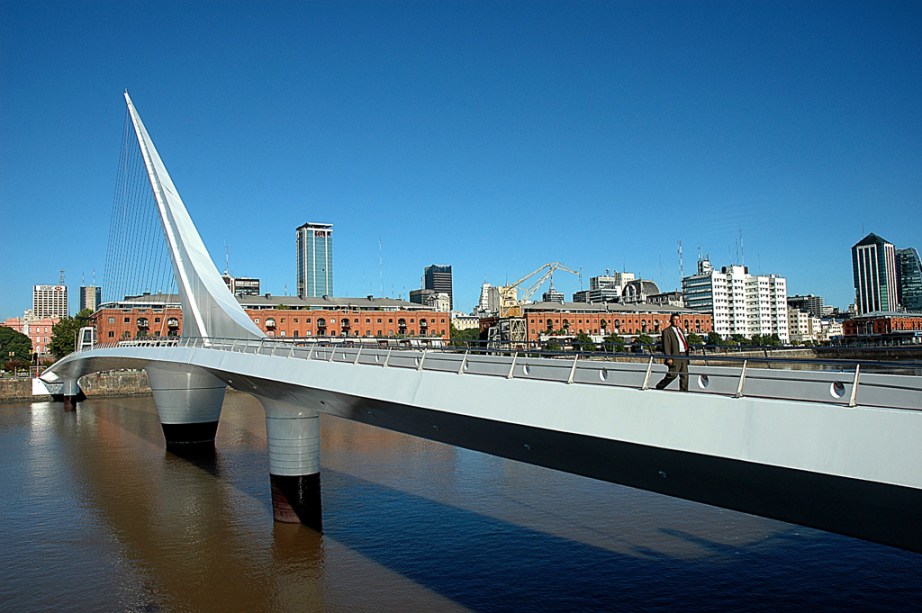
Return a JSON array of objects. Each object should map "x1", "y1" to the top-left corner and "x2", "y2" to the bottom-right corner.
[
  {"x1": 424, "y1": 265, "x2": 453, "y2": 310},
  {"x1": 79, "y1": 286, "x2": 102, "y2": 312},
  {"x1": 33, "y1": 284, "x2": 68, "y2": 318},
  {"x1": 852, "y1": 233, "x2": 899, "y2": 314},
  {"x1": 296, "y1": 222, "x2": 333, "y2": 298},
  {"x1": 896, "y1": 247, "x2": 922, "y2": 312}
]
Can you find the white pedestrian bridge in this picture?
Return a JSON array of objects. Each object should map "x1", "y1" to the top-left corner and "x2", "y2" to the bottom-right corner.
[
  {"x1": 40, "y1": 91, "x2": 922, "y2": 553},
  {"x1": 43, "y1": 336, "x2": 922, "y2": 553}
]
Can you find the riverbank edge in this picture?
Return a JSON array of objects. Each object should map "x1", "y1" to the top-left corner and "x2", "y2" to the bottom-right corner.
[{"x1": 0, "y1": 370, "x2": 153, "y2": 402}]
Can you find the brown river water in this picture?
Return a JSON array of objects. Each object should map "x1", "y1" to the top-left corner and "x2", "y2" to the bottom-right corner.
[{"x1": 2, "y1": 393, "x2": 920, "y2": 611}]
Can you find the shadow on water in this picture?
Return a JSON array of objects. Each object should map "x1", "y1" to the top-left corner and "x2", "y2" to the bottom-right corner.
[
  {"x1": 322, "y1": 469, "x2": 922, "y2": 612},
  {"x1": 165, "y1": 443, "x2": 219, "y2": 477}
]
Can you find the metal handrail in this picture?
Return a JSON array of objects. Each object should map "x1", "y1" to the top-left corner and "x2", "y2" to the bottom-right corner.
[{"x1": 80, "y1": 335, "x2": 922, "y2": 411}]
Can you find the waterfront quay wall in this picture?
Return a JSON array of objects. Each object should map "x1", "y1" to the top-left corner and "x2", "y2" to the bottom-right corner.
[{"x1": 0, "y1": 370, "x2": 152, "y2": 402}]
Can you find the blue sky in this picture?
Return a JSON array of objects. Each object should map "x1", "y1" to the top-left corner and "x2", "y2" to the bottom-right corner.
[{"x1": 1, "y1": 0, "x2": 920, "y2": 319}]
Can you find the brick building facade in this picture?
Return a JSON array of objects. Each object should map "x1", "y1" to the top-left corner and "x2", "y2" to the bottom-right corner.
[
  {"x1": 93, "y1": 294, "x2": 449, "y2": 341},
  {"x1": 843, "y1": 312, "x2": 922, "y2": 336},
  {"x1": 478, "y1": 302, "x2": 713, "y2": 342}
]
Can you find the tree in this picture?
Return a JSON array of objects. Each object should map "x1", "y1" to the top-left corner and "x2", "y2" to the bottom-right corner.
[
  {"x1": 48, "y1": 309, "x2": 94, "y2": 359},
  {"x1": 686, "y1": 332, "x2": 704, "y2": 347},
  {"x1": 706, "y1": 331, "x2": 725, "y2": 347},
  {"x1": 573, "y1": 331, "x2": 595, "y2": 352},
  {"x1": 0, "y1": 326, "x2": 32, "y2": 365},
  {"x1": 636, "y1": 333, "x2": 655, "y2": 352},
  {"x1": 601, "y1": 333, "x2": 625, "y2": 353},
  {"x1": 449, "y1": 323, "x2": 480, "y2": 345}
]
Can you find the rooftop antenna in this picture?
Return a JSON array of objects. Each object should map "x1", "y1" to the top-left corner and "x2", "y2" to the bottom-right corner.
[
  {"x1": 224, "y1": 241, "x2": 229, "y2": 275},
  {"x1": 59, "y1": 269, "x2": 65, "y2": 284},
  {"x1": 378, "y1": 238, "x2": 384, "y2": 297},
  {"x1": 678, "y1": 240, "x2": 683, "y2": 283},
  {"x1": 739, "y1": 227, "x2": 745, "y2": 267}
]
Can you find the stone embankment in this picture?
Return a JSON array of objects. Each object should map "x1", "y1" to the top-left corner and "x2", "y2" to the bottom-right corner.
[{"x1": 0, "y1": 370, "x2": 151, "y2": 402}]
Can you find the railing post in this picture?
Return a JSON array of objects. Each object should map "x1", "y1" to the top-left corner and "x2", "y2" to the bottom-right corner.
[
  {"x1": 354, "y1": 347, "x2": 363, "y2": 365},
  {"x1": 458, "y1": 351, "x2": 468, "y2": 374},
  {"x1": 507, "y1": 352, "x2": 517, "y2": 379},
  {"x1": 417, "y1": 350, "x2": 427, "y2": 371},
  {"x1": 328, "y1": 346, "x2": 336, "y2": 362},
  {"x1": 735, "y1": 360, "x2": 748, "y2": 398},
  {"x1": 641, "y1": 356, "x2": 654, "y2": 390},
  {"x1": 848, "y1": 364, "x2": 861, "y2": 407},
  {"x1": 383, "y1": 348, "x2": 392, "y2": 367},
  {"x1": 567, "y1": 354, "x2": 579, "y2": 384}
]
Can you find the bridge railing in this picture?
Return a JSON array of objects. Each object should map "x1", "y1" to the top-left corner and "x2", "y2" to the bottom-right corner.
[{"x1": 96, "y1": 336, "x2": 922, "y2": 411}]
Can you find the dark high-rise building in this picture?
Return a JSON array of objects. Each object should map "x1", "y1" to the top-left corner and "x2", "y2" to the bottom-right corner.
[
  {"x1": 79, "y1": 286, "x2": 102, "y2": 312},
  {"x1": 424, "y1": 264, "x2": 453, "y2": 310},
  {"x1": 852, "y1": 233, "x2": 898, "y2": 314},
  {"x1": 788, "y1": 294, "x2": 824, "y2": 318},
  {"x1": 897, "y1": 247, "x2": 922, "y2": 312}
]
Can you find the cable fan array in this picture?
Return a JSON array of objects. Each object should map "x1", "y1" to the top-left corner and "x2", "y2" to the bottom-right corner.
[{"x1": 102, "y1": 108, "x2": 178, "y2": 338}]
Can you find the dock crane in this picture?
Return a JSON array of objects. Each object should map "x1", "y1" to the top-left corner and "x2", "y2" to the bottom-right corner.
[
  {"x1": 498, "y1": 262, "x2": 581, "y2": 318},
  {"x1": 486, "y1": 262, "x2": 581, "y2": 349}
]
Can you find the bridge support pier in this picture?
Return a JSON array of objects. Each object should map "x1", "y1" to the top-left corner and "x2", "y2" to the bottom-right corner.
[
  {"x1": 62, "y1": 378, "x2": 81, "y2": 411},
  {"x1": 146, "y1": 364, "x2": 226, "y2": 445},
  {"x1": 258, "y1": 397, "x2": 322, "y2": 530}
]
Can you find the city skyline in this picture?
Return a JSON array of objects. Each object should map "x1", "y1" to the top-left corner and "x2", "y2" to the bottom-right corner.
[{"x1": 2, "y1": 1, "x2": 921, "y2": 319}]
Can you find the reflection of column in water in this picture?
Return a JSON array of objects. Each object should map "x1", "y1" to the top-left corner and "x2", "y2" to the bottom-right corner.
[{"x1": 57, "y1": 396, "x2": 329, "y2": 611}]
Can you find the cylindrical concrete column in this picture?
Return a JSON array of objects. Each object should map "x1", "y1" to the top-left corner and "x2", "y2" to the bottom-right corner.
[
  {"x1": 146, "y1": 364, "x2": 226, "y2": 445},
  {"x1": 62, "y1": 378, "x2": 81, "y2": 412},
  {"x1": 259, "y1": 397, "x2": 322, "y2": 529}
]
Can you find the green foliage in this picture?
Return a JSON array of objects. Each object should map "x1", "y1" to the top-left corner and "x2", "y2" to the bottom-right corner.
[
  {"x1": 0, "y1": 326, "x2": 32, "y2": 364},
  {"x1": 544, "y1": 339, "x2": 562, "y2": 352},
  {"x1": 573, "y1": 331, "x2": 595, "y2": 352},
  {"x1": 706, "y1": 331, "x2": 725, "y2": 347},
  {"x1": 686, "y1": 332, "x2": 704, "y2": 347},
  {"x1": 601, "y1": 333, "x2": 625, "y2": 353},
  {"x1": 450, "y1": 324, "x2": 480, "y2": 344},
  {"x1": 48, "y1": 309, "x2": 94, "y2": 359},
  {"x1": 636, "y1": 333, "x2": 655, "y2": 348}
]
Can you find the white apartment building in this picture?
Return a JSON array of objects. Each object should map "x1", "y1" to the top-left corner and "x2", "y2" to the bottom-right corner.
[{"x1": 682, "y1": 260, "x2": 789, "y2": 342}]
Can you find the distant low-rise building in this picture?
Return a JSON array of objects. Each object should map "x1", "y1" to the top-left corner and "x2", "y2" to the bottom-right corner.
[
  {"x1": 842, "y1": 312, "x2": 922, "y2": 340},
  {"x1": 451, "y1": 312, "x2": 480, "y2": 331},
  {"x1": 93, "y1": 293, "x2": 449, "y2": 341},
  {"x1": 1, "y1": 315, "x2": 59, "y2": 356},
  {"x1": 517, "y1": 301, "x2": 712, "y2": 340}
]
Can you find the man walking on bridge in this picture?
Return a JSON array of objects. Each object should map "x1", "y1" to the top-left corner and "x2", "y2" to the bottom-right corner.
[{"x1": 655, "y1": 313, "x2": 689, "y2": 392}]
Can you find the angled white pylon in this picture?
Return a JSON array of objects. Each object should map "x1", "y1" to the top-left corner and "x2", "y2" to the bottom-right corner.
[{"x1": 124, "y1": 92, "x2": 265, "y2": 340}]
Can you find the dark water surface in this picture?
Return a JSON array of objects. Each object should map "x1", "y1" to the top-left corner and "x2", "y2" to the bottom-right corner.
[{"x1": 2, "y1": 394, "x2": 920, "y2": 611}]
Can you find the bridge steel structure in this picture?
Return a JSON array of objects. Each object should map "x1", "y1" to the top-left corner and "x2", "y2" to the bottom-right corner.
[{"x1": 42, "y1": 94, "x2": 922, "y2": 553}]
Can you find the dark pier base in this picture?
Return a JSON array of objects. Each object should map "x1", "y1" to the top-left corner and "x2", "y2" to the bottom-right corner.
[
  {"x1": 161, "y1": 421, "x2": 220, "y2": 445},
  {"x1": 270, "y1": 473, "x2": 322, "y2": 530},
  {"x1": 63, "y1": 395, "x2": 78, "y2": 412}
]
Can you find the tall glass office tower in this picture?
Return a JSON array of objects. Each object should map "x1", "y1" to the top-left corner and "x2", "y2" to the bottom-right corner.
[
  {"x1": 852, "y1": 233, "x2": 898, "y2": 314},
  {"x1": 296, "y1": 222, "x2": 333, "y2": 298},
  {"x1": 897, "y1": 247, "x2": 922, "y2": 311}
]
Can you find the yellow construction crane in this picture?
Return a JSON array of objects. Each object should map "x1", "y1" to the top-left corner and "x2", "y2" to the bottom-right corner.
[{"x1": 497, "y1": 262, "x2": 581, "y2": 318}]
